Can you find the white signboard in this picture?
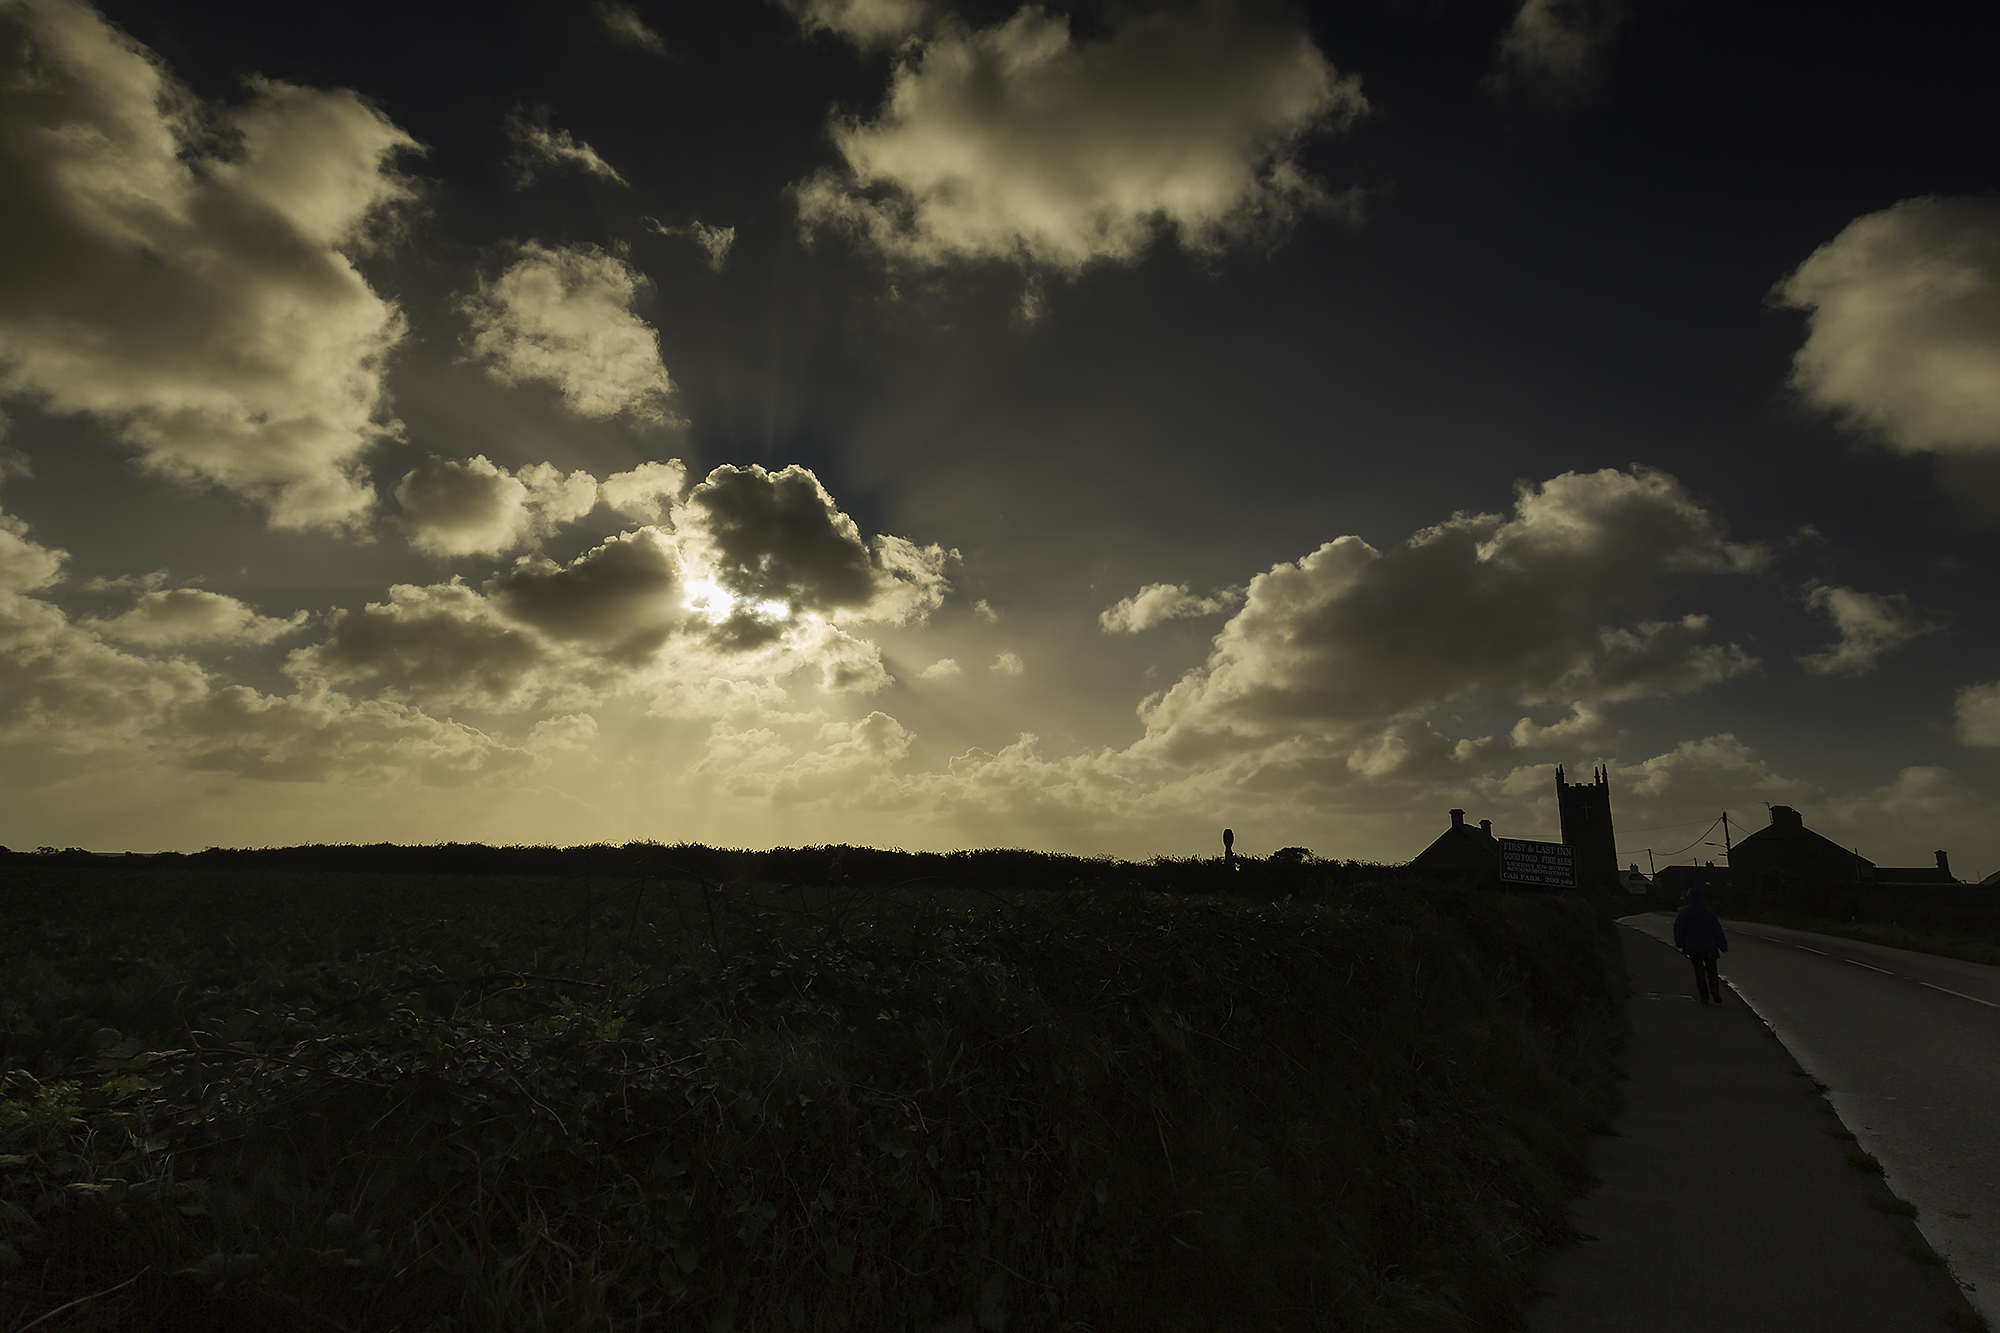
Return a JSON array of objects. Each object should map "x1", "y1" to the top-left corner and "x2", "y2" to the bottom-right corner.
[{"x1": 1499, "y1": 838, "x2": 1576, "y2": 888}]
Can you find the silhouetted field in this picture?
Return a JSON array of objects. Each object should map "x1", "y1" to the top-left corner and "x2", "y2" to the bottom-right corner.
[{"x1": 1, "y1": 848, "x2": 1626, "y2": 1331}]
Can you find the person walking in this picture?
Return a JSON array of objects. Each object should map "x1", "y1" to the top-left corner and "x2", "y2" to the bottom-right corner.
[{"x1": 1673, "y1": 886, "x2": 1730, "y2": 1004}]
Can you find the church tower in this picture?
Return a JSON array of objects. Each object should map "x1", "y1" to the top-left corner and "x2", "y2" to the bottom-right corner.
[{"x1": 1555, "y1": 764, "x2": 1619, "y2": 890}]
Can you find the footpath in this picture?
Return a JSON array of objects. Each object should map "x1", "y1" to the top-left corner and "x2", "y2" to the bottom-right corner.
[{"x1": 1528, "y1": 923, "x2": 1983, "y2": 1332}]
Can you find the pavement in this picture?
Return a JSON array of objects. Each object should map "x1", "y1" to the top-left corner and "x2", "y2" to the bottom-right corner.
[
  {"x1": 1528, "y1": 921, "x2": 1984, "y2": 1332},
  {"x1": 1638, "y1": 914, "x2": 2000, "y2": 1324}
]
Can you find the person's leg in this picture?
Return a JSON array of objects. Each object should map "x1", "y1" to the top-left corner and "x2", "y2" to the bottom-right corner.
[
  {"x1": 1689, "y1": 952, "x2": 1712, "y2": 1003},
  {"x1": 1704, "y1": 955, "x2": 1722, "y2": 1003}
]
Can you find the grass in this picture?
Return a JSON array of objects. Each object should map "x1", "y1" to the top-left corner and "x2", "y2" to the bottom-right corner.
[{"x1": 0, "y1": 852, "x2": 1627, "y2": 1331}]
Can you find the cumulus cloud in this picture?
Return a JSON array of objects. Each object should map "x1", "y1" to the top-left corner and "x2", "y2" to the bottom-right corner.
[
  {"x1": 918, "y1": 657, "x2": 960, "y2": 679},
  {"x1": 598, "y1": 459, "x2": 688, "y2": 522},
  {"x1": 0, "y1": 503, "x2": 531, "y2": 782},
  {"x1": 1956, "y1": 680, "x2": 2000, "y2": 747},
  {"x1": 1509, "y1": 700, "x2": 1623, "y2": 752},
  {"x1": 507, "y1": 110, "x2": 628, "y2": 187},
  {"x1": 765, "y1": 712, "x2": 916, "y2": 806},
  {"x1": 1100, "y1": 581, "x2": 1244, "y2": 632},
  {"x1": 299, "y1": 463, "x2": 950, "y2": 714},
  {"x1": 991, "y1": 650, "x2": 1024, "y2": 676},
  {"x1": 1777, "y1": 196, "x2": 2000, "y2": 458},
  {"x1": 1492, "y1": 0, "x2": 1622, "y2": 97},
  {"x1": 1133, "y1": 467, "x2": 1764, "y2": 763},
  {"x1": 1797, "y1": 584, "x2": 1934, "y2": 676},
  {"x1": 88, "y1": 588, "x2": 309, "y2": 646},
  {"x1": 394, "y1": 455, "x2": 599, "y2": 557},
  {"x1": 795, "y1": 5, "x2": 1367, "y2": 281},
  {"x1": 460, "y1": 242, "x2": 675, "y2": 421},
  {"x1": 0, "y1": 0, "x2": 416, "y2": 528},
  {"x1": 595, "y1": 1, "x2": 670, "y2": 55},
  {"x1": 780, "y1": 0, "x2": 929, "y2": 46}
]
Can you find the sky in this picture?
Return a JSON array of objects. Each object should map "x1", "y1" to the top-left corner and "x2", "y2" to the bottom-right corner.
[{"x1": 1, "y1": 0, "x2": 1996, "y2": 875}]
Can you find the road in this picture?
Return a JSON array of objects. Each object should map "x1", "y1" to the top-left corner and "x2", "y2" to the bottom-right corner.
[{"x1": 1623, "y1": 913, "x2": 2000, "y2": 1325}]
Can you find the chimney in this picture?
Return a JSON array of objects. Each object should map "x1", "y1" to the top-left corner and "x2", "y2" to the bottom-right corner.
[
  {"x1": 1769, "y1": 806, "x2": 1804, "y2": 831},
  {"x1": 1937, "y1": 850, "x2": 1952, "y2": 878},
  {"x1": 1479, "y1": 819, "x2": 1492, "y2": 837},
  {"x1": 1450, "y1": 809, "x2": 1465, "y2": 828}
]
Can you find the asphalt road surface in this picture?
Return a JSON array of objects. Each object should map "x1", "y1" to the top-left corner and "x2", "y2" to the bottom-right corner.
[{"x1": 1624, "y1": 913, "x2": 2000, "y2": 1325}]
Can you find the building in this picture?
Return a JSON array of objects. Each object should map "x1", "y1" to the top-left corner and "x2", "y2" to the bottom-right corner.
[
  {"x1": 1729, "y1": 806, "x2": 1958, "y2": 886},
  {"x1": 1656, "y1": 862, "x2": 1731, "y2": 896},
  {"x1": 1410, "y1": 809, "x2": 1501, "y2": 874},
  {"x1": 1870, "y1": 852, "x2": 1957, "y2": 885},
  {"x1": 1555, "y1": 764, "x2": 1619, "y2": 890}
]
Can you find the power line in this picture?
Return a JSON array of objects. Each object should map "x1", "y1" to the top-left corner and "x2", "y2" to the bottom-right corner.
[{"x1": 1623, "y1": 814, "x2": 1729, "y2": 862}]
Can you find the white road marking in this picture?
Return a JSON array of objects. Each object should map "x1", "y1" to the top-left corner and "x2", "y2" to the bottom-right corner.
[
  {"x1": 1738, "y1": 928, "x2": 2000, "y2": 1010},
  {"x1": 1919, "y1": 981, "x2": 2000, "y2": 1009}
]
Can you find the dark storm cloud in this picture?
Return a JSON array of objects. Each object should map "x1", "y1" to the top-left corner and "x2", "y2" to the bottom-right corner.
[
  {"x1": 0, "y1": 0, "x2": 416, "y2": 528},
  {"x1": 795, "y1": 2, "x2": 1367, "y2": 283},
  {"x1": 1134, "y1": 467, "x2": 1765, "y2": 761}
]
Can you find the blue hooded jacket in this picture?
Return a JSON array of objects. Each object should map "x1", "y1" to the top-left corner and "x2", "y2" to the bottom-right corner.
[{"x1": 1673, "y1": 887, "x2": 1729, "y2": 960}]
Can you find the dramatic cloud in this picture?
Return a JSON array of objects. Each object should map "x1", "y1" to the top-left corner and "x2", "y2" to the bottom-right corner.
[
  {"x1": 1778, "y1": 196, "x2": 2000, "y2": 457},
  {"x1": 1797, "y1": 584, "x2": 1933, "y2": 676},
  {"x1": 88, "y1": 588, "x2": 308, "y2": 646},
  {"x1": 795, "y1": 5, "x2": 1367, "y2": 278},
  {"x1": 780, "y1": 0, "x2": 929, "y2": 46},
  {"x1": 460, "y1": 242, "x2": 675, "y2": 421},
  {"x1": 595, "y1": 1, "x2": 670, "y2": 55},
  {"x1": 0, "y1": 0, "x2": 416, "y2": 528},
  {"x1": 679, "y1": 464, "x2": 949, "y2": 627},
  {"x1": 394, "y1": 455, "x2": 599, "y2": 557},
  {"x1": 1100, "y1": 581, "x2": 1244, "y2": 632},
  {"x1": 301, "y1": 463, "x2": 949, "y2": 713},
  {"x1": 1492, "y1": 0, "x2": 1621, "y2": 96},
  {"x1": 507, "y1": 111, "x2": 628, "y2": 187},
  {"x1": 1133, "y1": 467, "x2": 1764, "y2": 763},
  {"x1": 1956, "y1": 681, "x2": 2000, "y2": 748},
  {"x1": 0, "y1": 504, "x2": 529, "y2": 782}
]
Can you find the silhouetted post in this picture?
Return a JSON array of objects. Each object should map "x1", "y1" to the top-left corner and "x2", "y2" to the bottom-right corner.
[{"x1": 1223, "y1": 827, "x2": 1235, "y2": 872}]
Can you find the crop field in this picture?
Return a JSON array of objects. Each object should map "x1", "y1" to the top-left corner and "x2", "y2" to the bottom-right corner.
[{"x1": 1, "y1": 848, "x2": 1626, "y2": 1332}]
